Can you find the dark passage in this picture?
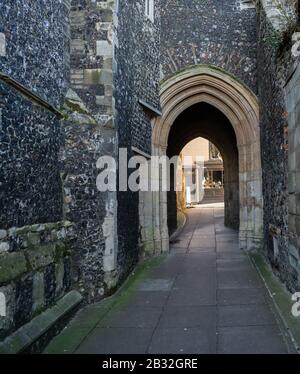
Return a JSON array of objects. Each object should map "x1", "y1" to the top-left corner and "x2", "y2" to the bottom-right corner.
[{"x1": 167, "y1": 103, "x2": 239, "y2": 235}]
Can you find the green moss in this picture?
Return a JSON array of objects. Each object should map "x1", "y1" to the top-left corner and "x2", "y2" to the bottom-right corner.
[
  {"x1": 27, "y1": 232, "x2": 40, "y2": 247},
  {"x1": 250, "y1": 253, "x2": 300, "y2": 352},
  {"x1": 55, "y1": 242, "x2": 67, "y2": 262},
  {"x1": 64, "y1": 99, "x2": 89, "y2": 115},
  {"x1": 113, "y1": 255, "x2": 167, "y2": 307},
  {"x1": 43, "y1": 255, "x2": 167, "y2": 354},
  {"x1": 0, "y1": 252, "x2": 28, "y2": 284},
  {"x1": 90, "y1": 70, "x2": 101, "y2": 84},
  {"x1": 263, "y1": 29, "x2": 283, "y2": 50},
  {"x1": 25, "y1": 244, "x2": 56, "y2": 271}
]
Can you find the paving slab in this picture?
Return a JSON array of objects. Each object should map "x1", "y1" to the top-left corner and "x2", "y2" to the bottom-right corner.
[
  {"x1": 148, "y1": 327, "x2": 217, "y2": 354},
  {"x1": 217, "y1": 288, "x2": 267, "y2": 306},
  {"x1": 217, "y1": 252, "x2": 247, "y2": 260},
  {"x1": 216, "y1": 243, "x2": 240, "y2": 252},
  {"x1": 217, "y1": 325, "x2": 288, "y2": 354},
  {"x1": 76, "y1": 328, "x2": 153, "y2": 354},
  {"x1": 158, "y1": 306, "x2": 216, "y2": 329},
  {"x1": 173, "y1": 273, "x2": 217, "y2": 290},
  {"x1": 167, "y1": 287, "x2": 216, "y2": 306},
  {"x1": 139, "y1": 278, "x2": 175, "y2": 292},
  {"x1": 46, "y1": 204, "x2": 289, "y2": 355},
  {"x1": 170, "y1": 247, "x2": 188, "y2": 254},
  {"x1": 171, "y1": 238, "x2": 191, "y2": 248},
  {"x1": 217, "y1": 269, "x2": 262, "y2": 289},
  {"x1": 189, "y1": 237, "x2": 216, "y2": 248},
  {"x1": 189, "y1": 246, "x2": 215, "y2": 253},
  {"x1": 128, "y1": 291, "x2": 169, "y2": 308},
  {"x1": 218, "y1": 304, "x2": 276, "y2": 327},
  {"x1": 99, "y1": 306, "x2": 162, "y2": 329}
]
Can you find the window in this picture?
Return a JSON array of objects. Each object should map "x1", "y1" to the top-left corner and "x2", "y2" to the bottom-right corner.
[{"x1": 145, "y1": 0, "x2": 154, "y2": 22}]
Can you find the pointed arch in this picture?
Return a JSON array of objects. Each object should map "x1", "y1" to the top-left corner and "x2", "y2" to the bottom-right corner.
[{"x1": 152, "y1": 65, "x2": 263, "y2": 251}]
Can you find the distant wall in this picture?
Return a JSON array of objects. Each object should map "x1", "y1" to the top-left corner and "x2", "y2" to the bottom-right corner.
[
  {"x1": 257, "y1": 0, "x2": 300, "y2": 291},
  {"x1": 160, "y1": 0, "x2": 258, "y2": 92}
]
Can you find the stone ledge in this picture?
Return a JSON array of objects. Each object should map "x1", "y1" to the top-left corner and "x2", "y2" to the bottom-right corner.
[{"x1": 0, "y1": 291, "x2": 83, "y2": 354}]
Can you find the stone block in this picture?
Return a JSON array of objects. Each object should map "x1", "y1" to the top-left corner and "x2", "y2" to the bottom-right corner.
[
  {"x1": 96, "y1": 95, "x2": 112, "y2": 107},
  {"x1": 0, "y1": 284, "x2": 15, "y2": 337},
  {"x1": 98, "y1": 70, "x2": 113, "y2": 85},
  {"x1": 71, "y1": 39, "x2": 85, "y2": 54},
  {"x1": 296, "y1": 102, "x2": 300, "y2": 128},
  {"x1": 295, "y1": 128, "x2": 300, "y2": 151},
  {"x1": 296, "y1": 193, "x2": 300, "y2": 216},
  {"x1": 32, "y1": 272, "x2": 44, "y2": 313},
  {"x1": 288, "y1": 171, "x2": 296, "y2": 194},
  {"x1": 289, "y1": 194, "x2": 296, "y2": 215},
  {"x1": 289, "y1": 242, "x2": 300, "y2": 260},
  {"x1": 25, "y1": 244, "x2": 56, "y2": 271},
  {"x1": 289, "y1": 214, "x2": 296, "y2": 233},
  {"x1": 99, "y1": 9, "x2": 113, "y2": 23},
  {"x1": 0, "y1": 252, "x2": 27, "y2": 285},
  {"x1": 103, "y1": 57, "x2": 113, "y2": 69},
  {"x1": 295, "y1": 170, "x2": 300, "y2": 192},
  {"x1": 83, "y1": 69, "x2": 102, "y2": 85},
  {"x1": 0, "y1": 33, "x2": 6, "y2": 56},
  {"x1": 105, "y1": 84, "x2": 113, "y2": 96},
  {"x1": 27, "y1": 232, "x2": 40, "y2": 247},
  {"x1": 55, "y1": 261, "x2": 64, "y2": 298},
  {"x1": 96, "y1": 40, "x2": 112, "y2": 57},
  {"x1": 296, "y1": 217, "x2": 300, "y2": 237},
  {"x1": 0, "y1": 230, "x2": 7, "y2": 240},
  {"x1": 0, "y1": 242, "x2": 9, "y2": 253},
  {"x1": 0, "y1": 291, "x2": 83, "y2": 353}
]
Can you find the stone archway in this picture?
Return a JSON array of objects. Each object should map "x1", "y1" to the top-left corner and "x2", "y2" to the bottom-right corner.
[{"x1": 152, "y1": 65, "x2": 263, "y2": 252}]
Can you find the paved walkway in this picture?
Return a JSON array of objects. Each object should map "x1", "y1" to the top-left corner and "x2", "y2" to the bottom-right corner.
[{"x1": 71, "y1": 205, "x2": 289, "y2": 354}]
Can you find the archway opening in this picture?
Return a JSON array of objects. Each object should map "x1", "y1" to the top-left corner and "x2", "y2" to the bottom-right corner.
[
  {"x1": 152, "y1": 66, "x2": 263, "y2": 252},
  {"x1": 180, "y1": 137, "x2": 224, "y2": 207},
  {"x1": 167, "y1": 102, "x2": 239, "y2": 235}
]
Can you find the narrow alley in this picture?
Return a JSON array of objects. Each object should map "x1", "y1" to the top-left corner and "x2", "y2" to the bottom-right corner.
[{"x1": 46, "y1": 203, "x2": 290, "y2": 354}]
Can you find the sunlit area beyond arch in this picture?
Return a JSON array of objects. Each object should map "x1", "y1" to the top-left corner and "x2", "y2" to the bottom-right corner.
[{"x1": 178, "y1": 137, "x2": 224, "y2": 211}]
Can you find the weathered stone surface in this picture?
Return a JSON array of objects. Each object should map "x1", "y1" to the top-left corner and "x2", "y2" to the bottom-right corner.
[
  {"x1": 0, "y1": 291, "x2": 83, "y2": 354},
  {"x1": 32, "y1": 272, "x2": 45, "y2": 314},
  {"x1": 25, "y1": 244, "x2": 56, "y2": 271},
  {"x1": 0, "y1": 0, "x2": 70, "y2": 229},
  {"x1": 160, "y1": 0, "x2": 258, "y2": 92},
  {"x1": 0, "y1": 32, "x2": 6, "y2": 56},
  {"x1": 257, "y1": 1, "x2": 299, "y2": 292},
  {"x1": 0, "y1": 284, "x2": 15, "y2": 339},
  {"x1": 0, "y1": 252, "x2": 27, "y2": 285}
]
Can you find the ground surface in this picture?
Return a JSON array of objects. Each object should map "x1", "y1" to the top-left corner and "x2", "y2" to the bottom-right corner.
[{"x1": 45, "y1": 204, "x2": 290, "y2": 354}]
